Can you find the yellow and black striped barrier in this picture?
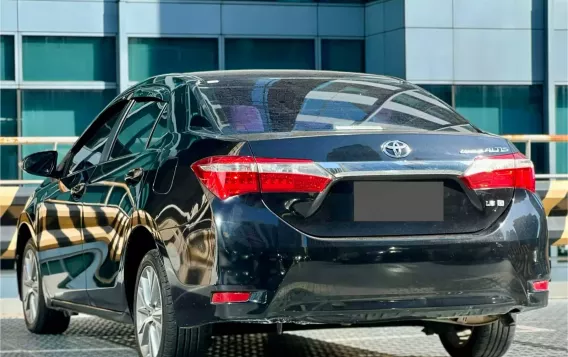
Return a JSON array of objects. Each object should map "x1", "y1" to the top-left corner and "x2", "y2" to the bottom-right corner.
[
  {"x1": 537, "y1": 180, "x2": 568, "y2": 247},
  {"x1": 1, "y1": 181, "x2": 567, "y2": 261}
]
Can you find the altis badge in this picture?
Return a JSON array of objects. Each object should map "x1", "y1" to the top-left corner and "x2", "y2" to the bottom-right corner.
[{"x1": 460, "y1": 147, "x2": 510, "y2": 154}]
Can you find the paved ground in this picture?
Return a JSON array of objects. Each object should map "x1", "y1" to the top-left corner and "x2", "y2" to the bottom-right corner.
[
  {"x1": 0, "y1": 300, "x2": 566, "y2": 357},
  {"x1": 0, "y1": 260, "x2": 567, "y2": 357}
]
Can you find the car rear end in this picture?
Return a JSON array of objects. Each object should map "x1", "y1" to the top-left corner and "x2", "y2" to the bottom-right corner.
[
  {"x1": 174, "y1": 72, "x2": 550, "y2": 328},
  {"x1": 191, "y1": 132, "x2": 548, "y2": 324}
]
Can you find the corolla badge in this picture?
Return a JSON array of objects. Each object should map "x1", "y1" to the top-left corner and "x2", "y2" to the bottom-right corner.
[
  {"x1": 381, "y1": 140, "x2": 411, "y2": 158},
  {"x1": 459, "y1": 147, "x2": 510, "y2": 154}
]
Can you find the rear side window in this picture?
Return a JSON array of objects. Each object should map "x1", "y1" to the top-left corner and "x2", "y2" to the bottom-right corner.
[
  {"x1": 147, "y1": 104, "x2": 169, "y2": 149},
  {"x1": 197, "y1": 77, "x2": 474, "y2": 134},
  {"x1": 110, "y1": 101, "x2": 166, "y2": 159}
]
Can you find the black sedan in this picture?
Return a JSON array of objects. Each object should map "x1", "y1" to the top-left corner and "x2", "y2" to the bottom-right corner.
[{"x1": 16, "y1": 70, "x2": 549, "y2": 357}]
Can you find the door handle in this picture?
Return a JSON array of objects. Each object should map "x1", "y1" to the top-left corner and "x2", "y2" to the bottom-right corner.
[
  {"x1": 70, "y1": 183, "x2": 85, "y2": 200},
  {"x1": 125, "y1": 168, "x2": 144, "y2": 186}
]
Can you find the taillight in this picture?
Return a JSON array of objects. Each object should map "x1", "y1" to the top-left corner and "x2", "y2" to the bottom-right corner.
[
  {"x1": 191, "y1": 156, "x2": 332, "y2": 200},
  {"x1": 461, "y1": 153, "x2": 535, "y2": 192}
]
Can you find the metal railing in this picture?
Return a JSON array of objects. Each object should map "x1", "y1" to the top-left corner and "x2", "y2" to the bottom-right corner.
[
  {"x1": 502, "y1": 134, "x2": 568, "y2": 179},
  {"x1": 1, "y1": 135, "x2": 567, "y2": 184},
  {"x1": 0, "y1": 136, "x2": 78, "y2": 185}
]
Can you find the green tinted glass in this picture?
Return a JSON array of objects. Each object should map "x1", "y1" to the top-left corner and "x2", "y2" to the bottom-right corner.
[
  {"x1": 21, "y1": 90, "x2": 116, "y2": 178},
  {"x1": 148, "y1": 105, "x2": 169, "y2": 149},
  {"x1": 455, "y1": 85, "x2": 546, "y2": 172},
  {"x1": 23, "y1": 36, "x2": 116, "y2": 81},
  {"x1": 419, "y1": 85, "x2": 452, "y2": 106},
  {"x1": 0, "y1": 35, "x2": 15, "y2": 80},
  {"x1": 557, "y1": 86, "x2": 568, "y2": 174},
  {"x1": 69, "y1": 100, "x2": 128, "y2": 173},
  {"x1": 128, "y1": 38, "x2": 218, "y2": 81},
  {"x1": 321, "y1": 40, "x2": 364, "y2": 73},
  {"x1": 0, "y1": 90, "x2": 18, "y2": 179},
  {"x1": 225, "y1": 39, "x2": 315, "y2": 70},
  {"x1": 111, "y1": 101, "x2": 165, "y2": 159}
]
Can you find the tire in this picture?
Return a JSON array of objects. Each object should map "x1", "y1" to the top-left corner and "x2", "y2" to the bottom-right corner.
[
  {"x1": 439, "y1": 318, "x2": 516, "y2": 357},
  {"x1": 134, "y1": 249, "x2": 211, "y2": 357},
  {"x1": 20, "y1": 240, "x2": 70, "y2": 334}
]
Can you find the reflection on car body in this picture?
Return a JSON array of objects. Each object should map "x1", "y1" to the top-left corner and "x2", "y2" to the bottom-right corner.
[{"x1": 15, "y1": 70, "x2": 549, "y2": 357}]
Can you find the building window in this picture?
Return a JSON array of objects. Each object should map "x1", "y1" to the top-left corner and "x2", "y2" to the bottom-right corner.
[
  {"x1": 455, "y1": 85, "x2": 546, "y2": 172},
  {"x1": 128, "y1": 38, "x2": 218, "y2": 82},
  {"x1": 557, "y1": 86, "x2": 568, "y2": 174},
  {"x1": 21, "y1": 90, "x2": 116, "y2": 176},
  {"x1": 418, "y1": 85, "x2": 452, "y2": 106},
  {"x1": 321, "y1": 40, "x2": 365, "y2": 73},
  {"x1": 0, "y1": 35, "x2": 15, "y2": 81},
  {"x1": 225, "y1": 39, "x2": 315, "y2": 70},
  {"x1": 0, "y1": 90, "x2": 18, "y2": 179},
  {"x1": 22, "y1": 36, "x2": 116, "y2": 82}
]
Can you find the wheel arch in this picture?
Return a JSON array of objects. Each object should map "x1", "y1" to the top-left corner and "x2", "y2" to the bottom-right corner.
[
  {"x1": 121, "y1": 220, "x2": 166, "y2": 316},
  {"x1": 15, "y1": 220, "x2": 36, "y2": 300}
]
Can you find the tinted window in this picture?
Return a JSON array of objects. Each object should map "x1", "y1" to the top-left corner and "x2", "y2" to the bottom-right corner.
[
  {"x1": 110, "y1": 101, "x2": 165, "y2": 159},
  {"x1": 321, "y1": 40, "x2": 364, "y2": 73},
  {"x1": 22, "y1": 36, "x2": 116, "y2": 81},
  {"x1": 225, "y1": 39, "x2": 315, "y2": 70},
  {"x1": 198, "y1": 76, "x2": 472, "y2": 134},
  {"x1": 68, "y1": 101, "x2": 127, "y2": 173},
  {"x1": 128, "y1": 38, "x2": 218, "y2": 81},
  {"x1": 147, "y1": 104, "x2": 169, "y2": 148},
  {"x1": 171, "y1": 85, "x2": 208, "y2": 133},
  {"x1": 22, "y1": 90, "x2": 116, "y2": 173}
]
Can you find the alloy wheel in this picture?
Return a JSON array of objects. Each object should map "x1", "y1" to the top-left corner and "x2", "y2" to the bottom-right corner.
[
  {"x1": 444, "y1": 326, "x2": 473, "y2": 347},
  {"x1": 22, "y1": 249, "x2": 39, "y2": 324},
  {"x1": 136, "y1": 266, "x2": 163, "y2": 357}
]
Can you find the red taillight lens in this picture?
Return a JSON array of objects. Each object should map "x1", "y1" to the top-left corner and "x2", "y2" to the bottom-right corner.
[
  {"x1": 211, "y1": 292, "x2": 252, "y2": 304},
  {"x1": 531, "y1": 280, "x2": 549, "y2": 292},
  {"x1": 461, "y1": 153, "x2": 535, "y2": 192},
  {"x1": 191, "y1": 156, "x2": 332, "y2": 200}
]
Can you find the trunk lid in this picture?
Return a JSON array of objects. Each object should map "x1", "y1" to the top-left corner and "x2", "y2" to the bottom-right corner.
[{"x1": 246, "y1": 132, "x2": 516, "y2": 237}]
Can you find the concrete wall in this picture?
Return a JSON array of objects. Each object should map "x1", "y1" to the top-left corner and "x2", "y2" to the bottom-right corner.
[
  {"x1": 1, "y1": 0, "x2": 364, "y2": 36},
  {"x1": 553, "y1": 0, "x2": 568, "y2": 83},
  {"x1": 365, "y1": 0, "x2": 406, "y2": 77},
  {"x1": 0, "y1": 0, "x2": 365, "y2": 90},
  {"x1": 403, "y1": 0, "x2": 547, "y2": 84}
]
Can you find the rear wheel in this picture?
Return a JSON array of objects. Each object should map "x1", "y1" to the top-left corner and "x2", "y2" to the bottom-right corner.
[
  {"x1": 21, "y1": 240, "x2": 70, "y2": 334},
  {"x1": 134, "y1": 249, "x2": 211, "y2": 357},
  {"x1": 439, "y1": 318, "x2": 515, "y2": 357}
]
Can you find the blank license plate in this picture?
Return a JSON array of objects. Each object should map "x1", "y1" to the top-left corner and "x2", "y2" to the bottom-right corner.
[{"x1": 353, "y1": 181, "x2": 444, "y2": 222}]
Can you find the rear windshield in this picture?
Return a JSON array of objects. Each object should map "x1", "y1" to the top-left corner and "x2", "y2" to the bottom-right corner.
[{"x1": 196, "y1": 77, "x2": 475, "y2": 134}]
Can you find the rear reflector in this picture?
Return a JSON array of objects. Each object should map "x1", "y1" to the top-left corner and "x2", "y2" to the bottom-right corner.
[
  {"x1": 211, "y1": 292, "x2": 252, "y2": 304},
  {"x1": 531, "y1": 280, "x2": 549, "y2": 292},
  {"x1": 461, "y1": 153, "x2": 535, "y2": 192},
  {"x1": 191, "y1": 156, "x2": 332, "y2": 200}
]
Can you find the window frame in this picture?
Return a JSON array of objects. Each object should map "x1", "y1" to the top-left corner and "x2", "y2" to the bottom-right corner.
[
  {"x1": 145, "y1": 102, "x2": 170, "y2": 150},
  {"x1": 59, "y1": 98, "x2": 132, "y2": 177},
  {"x1": 106, "y1": 98, "x2": 169, "y2": 161}
]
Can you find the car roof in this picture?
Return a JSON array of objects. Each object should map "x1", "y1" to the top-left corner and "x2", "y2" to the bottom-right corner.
[
  {"x1": 130, "y1": 70, "x2": 409, "y2": 94},
  {"x1": 187, "y1": 69, "x2": 406, "y2": 86}
]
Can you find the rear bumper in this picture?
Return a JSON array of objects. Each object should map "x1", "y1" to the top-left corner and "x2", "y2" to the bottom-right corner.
[{"x1": 163, "y1": 190, "x2": 550, "y2": 328}]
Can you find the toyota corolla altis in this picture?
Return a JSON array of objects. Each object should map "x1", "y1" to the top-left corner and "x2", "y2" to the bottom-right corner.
[{"x1": 16, "y1": 70, "x2": 549, "y2": 357}]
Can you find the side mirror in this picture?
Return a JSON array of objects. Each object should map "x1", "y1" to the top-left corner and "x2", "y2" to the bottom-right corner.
[{"x1": 21, "y1": 150, "x2": 59, "y2": 178}]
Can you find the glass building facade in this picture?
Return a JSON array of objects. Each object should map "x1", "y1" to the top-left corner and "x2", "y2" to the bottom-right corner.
[{"x1": 0, "y1": 0, "x2": 566, "y2": 179}]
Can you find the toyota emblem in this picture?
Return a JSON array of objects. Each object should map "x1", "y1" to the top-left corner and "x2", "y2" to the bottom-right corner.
[{"x1": 381, "y1": 140, "x2": 411, "y2": 158}]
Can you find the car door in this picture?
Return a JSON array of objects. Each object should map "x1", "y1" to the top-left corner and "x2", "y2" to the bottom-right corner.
[
  {"x1": 83, "y1": 87, "x2": 170, "y2": 311},
  {"x1": 37, "y1": 99, "x2": 130, "y2": 305}
]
